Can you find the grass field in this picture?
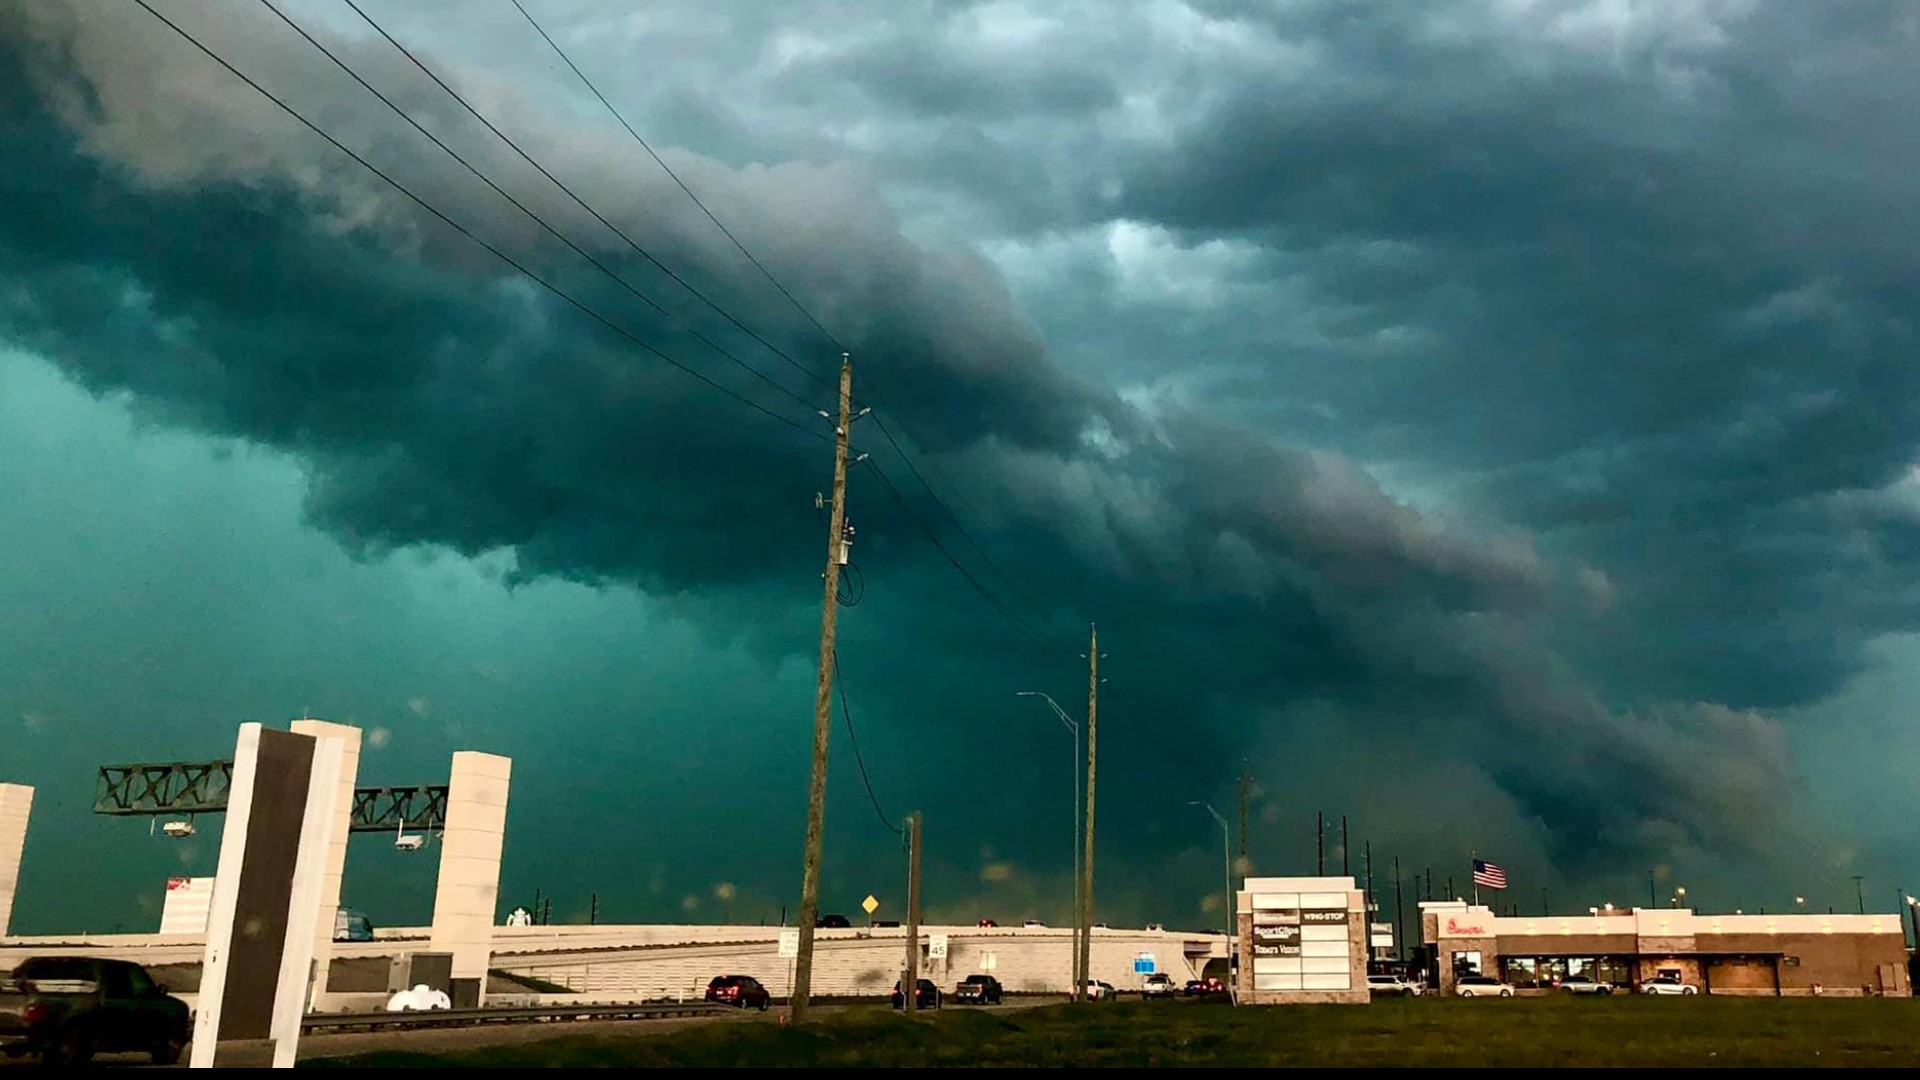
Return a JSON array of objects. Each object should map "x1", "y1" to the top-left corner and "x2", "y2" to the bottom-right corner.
[{"x1": 304, "y1": 995, "x2": 1920, "y2": 1068}]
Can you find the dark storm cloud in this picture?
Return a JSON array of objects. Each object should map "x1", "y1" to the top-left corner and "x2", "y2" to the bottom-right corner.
[{"x1": 2, "y1": 0, "x2": 1872, "y2": 890}]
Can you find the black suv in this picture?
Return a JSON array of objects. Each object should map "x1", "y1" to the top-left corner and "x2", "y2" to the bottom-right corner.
[
  {"x1": 953, "y1": 974, "x2": 1003, "y2": 1005},
  {"x1": 704, "y1": 974, "x2": 771, "y2": 1010},
  {"x1": 891, "y1": 978, "x2": 942, "y2": 1009},
  {"x1": 815, "y1": 914, "x2": 852, "y2": 929}
]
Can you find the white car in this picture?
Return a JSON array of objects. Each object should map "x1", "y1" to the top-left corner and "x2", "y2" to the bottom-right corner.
[
  {"x1": 1141, "y1": 973, "x2": 1176, "y2": 998},
  {"x1": 1558, "y1": 974, "x2": 1616, "y2": 995},
  {"x1": 1084, "y1": 979, "x2": 1116, "y2": 1000},
  {"x1": 1640, "y1": 976, "x2": 1699, "y2": 996},
  {"x1": 386, "y1": 983, "x2": 452, "y2": 1011},
  {"x1": 1022, "y1": 919, "x2": 1047, "y2": 929},
  {"x1": 1366, "y1": 974, "x2": 1422, "y2": 996},
  {"x1": 1455, "y1": 974, "x2": 1514, "y2": 998}
]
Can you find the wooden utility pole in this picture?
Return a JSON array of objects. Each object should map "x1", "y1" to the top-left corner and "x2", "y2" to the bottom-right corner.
[
  {"x1": 904, "y1": 813, "x2": 923, "y2": 1013},
  {"x1": 1079, "y1": 624, "x2": 1099, "y2": 1002},
  {"x1": 1341, "y1": 815, "x2": 1349, "y2": 878},
  {"x1": 1393, "y1": 856, "x2": 1405, "y2": 961},
  {"x1": 1316, "y1": 812, "x2": 1324, "y2": 875},
  {"x1": 1237, "y1": 763, "x2": 1250, "y2": 875},
  {"x1": 792, "y1": 355, "x2": 856, "y2": 1022}
]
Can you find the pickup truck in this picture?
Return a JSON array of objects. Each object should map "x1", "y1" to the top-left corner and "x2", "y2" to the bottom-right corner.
[{"x1": 0, "y1": 956, "x2": 191, "y2": 1066}]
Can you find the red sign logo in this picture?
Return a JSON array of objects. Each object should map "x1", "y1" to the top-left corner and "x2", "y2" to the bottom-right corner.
[{"x1": 1445, "y1": 917, "x2": 1487, "y2": 936}]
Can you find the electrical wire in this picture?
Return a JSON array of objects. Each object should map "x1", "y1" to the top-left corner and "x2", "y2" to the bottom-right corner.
[
  {"x1": 125, "y1": 0, "x2": 828, "y2": 446},
  {"x1": 833, "y1": 650, "x2": 900, "y2": 836},
  {"x1": 258, "y1": 0, "x2": 822, "y2": 418},
  {"x1": 514, "y1": 0, "x2": 1075, "y2": 650}
]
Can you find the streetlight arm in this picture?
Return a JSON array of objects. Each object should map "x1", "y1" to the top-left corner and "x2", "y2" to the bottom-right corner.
[{"x1": 1017, "y1": 691, "x2": 1078, "y2": 734}]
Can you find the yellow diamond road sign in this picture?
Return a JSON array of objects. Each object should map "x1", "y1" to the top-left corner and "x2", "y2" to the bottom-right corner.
[{"x1": 862, "y1": 894, "x2": 880, "y2": 915}]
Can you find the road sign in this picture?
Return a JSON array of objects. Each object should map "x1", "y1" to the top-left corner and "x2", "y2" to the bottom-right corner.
[
  {"x1": 778, "y1": 927, "x2": 800, "y2": 959},
  {"x1": 1133, "y1": 951, "x2": 1157, "y2": 974},
  {"x1": 928, "y1": 934, "x2": 949, "y2": 959},
  {"x1": 862, "y1": 894, "x2": 880, "y2": 915}
]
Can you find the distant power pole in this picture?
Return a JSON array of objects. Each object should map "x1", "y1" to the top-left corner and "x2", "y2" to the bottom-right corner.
[
  {"x1": 792, "y1": 354, "x2": 861, "y2": 1023},
  {"x1": 1393, "y1": 856, "x2": 1405, "y2": 961},
  {"x1": 589, "y1": 892, "x2": 599, "y2": 926},
  {"x1": 1316, "y1": 812, "x2": 1325, "y2": 876},
  {"x1": 541, "y1": 897, "x2": 551, "y2": 926},
  {"x1": 1363, "y1": 841, "x2": 1373, "y2": 913},
  {"x1": 1237, "y1": 763, "x2": 1251, "y2": 875},
  {"x1": 904, "y1": 813, "x2": 923, "y2": 1013},
  {"x1": 1853, "y1": 875, "x2": 1867, "y2": 916},
  {"x1": 1080, "y1": 624, "x2": 1100, "y2": 1003},
  {"x1": 1341, "y1": 815, "x2": 1350, "y2": 878}
]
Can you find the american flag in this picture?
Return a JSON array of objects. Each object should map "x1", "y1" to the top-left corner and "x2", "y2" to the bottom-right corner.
[{"x1": 1472, "y1": 859, "x2": 1508, "y2": 890}]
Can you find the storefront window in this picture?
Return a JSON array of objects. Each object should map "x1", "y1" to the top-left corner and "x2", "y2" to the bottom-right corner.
[{"x1": 1454, "y1": 951, "x2": 1482, "y2": 976}]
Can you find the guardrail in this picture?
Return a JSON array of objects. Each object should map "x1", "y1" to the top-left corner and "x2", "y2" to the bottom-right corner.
[{"x1": 300, "y1": 1001, "x2": 732, "y2": 1034}]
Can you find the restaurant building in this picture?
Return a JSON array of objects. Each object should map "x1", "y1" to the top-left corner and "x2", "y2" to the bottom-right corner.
[{"x1": 1419, "y1": 900, "x2": 1909, "y2": 996}]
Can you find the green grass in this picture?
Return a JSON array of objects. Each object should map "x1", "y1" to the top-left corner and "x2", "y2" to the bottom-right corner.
[{"x1": 304, "y1": 996, "x2": 1920, "y2": 1068}]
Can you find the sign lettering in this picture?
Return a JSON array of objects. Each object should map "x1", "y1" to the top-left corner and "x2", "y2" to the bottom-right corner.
[
  {"x1": 1253, "y1": 942, "x2": 1302, "y2": 958},
  {"x1": 1252, "y1": 909, "x2": 1301, "y2": 926},
  {"x1": 1301, "y1": 910, "x2": 1349, "y2": 924},
  {"x1": 1253, "y1": 925, "x2": 1300, "y2": 943},
  {"x1": 1444, "y1": 916, "x2": 1488, "y2": 936}
]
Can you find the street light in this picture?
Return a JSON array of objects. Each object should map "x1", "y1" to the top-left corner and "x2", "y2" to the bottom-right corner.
[
  {"x1": 1018, "y1": 691, "x2": 1082, "y2": 1002},
  {"x1": 1189, "y1": 800, "x2": 1235, "y2": 1005},
  {"x1": 1672, "y1": 886, "x2": 1687, "y2": 909}
]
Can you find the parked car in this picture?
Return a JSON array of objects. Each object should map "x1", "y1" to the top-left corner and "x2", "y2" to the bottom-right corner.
[
  {"x1": 892, "y1": 979, "x2": 942, "y2": 1009},
  {"x1": 815, "y1": 914, "x2": 851, "y2": 929},
  {"x1": 1144, "y1": 923, "x2": 1165, "y2": 932},
  {"x1": 1366, "y1": 974, "x2": 1421, "y2": 996},
  {"x1": 0, "y1": 956, "x2": 191, "y2": 1066},
  {"x1": 1184, "y1": 977, "x2": 1225, "y2": 996},
  {"x1": 1022, "y1": 919, "x2": 1047, "y2": 929},
  {"x1": 1640, "y1": 975, "x2": 1699, "y2": 996},
  {"x1": 1141, "y1": 973, "x2": 1177, "y2": 998},
  {"x1": 333, "y1": 908, "x2": 375, "y2": 942},
  {"x1": 873, "y1": 920, "x2": 902, "y2": 928},
  {"x1": 1084, "y1": 979, "x2": 1117, "y2": 1000},
  {"x1": 977, "y1": 918, "x2": 998, "y2": 928},
  {"x1": 1560, "y1": 974, "x2": 1615, "y2": 995},
  {"x1": 386, "y1": 984, "x2": 452, "y2": 1011},
  {"x1": 953, "y1": 974, "x2": 1004, "y2": 1005},
  {"x1": 704, "y1": 974, "x2": 772, "y2": 1010},
  {"x1": 1455, "y1": 974, "x2": 1515, "y2": 998}
]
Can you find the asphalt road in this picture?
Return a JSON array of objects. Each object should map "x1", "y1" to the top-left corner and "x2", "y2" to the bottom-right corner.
[{"x1": 1, "y1": 998, "x2": 1067, "y2": 1068}]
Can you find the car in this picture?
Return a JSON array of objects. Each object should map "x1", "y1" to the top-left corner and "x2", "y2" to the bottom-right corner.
[
  {"x1": 1366, "y1": 974, "x2": 1421, "y2": 996},
  {"x1": 1560, "y1": 974, "x2": 1615, "y2": 996},
  {"x1": 385, "y1": 983, "x2": 452, "y2": 1011},
  {"x1": 1091, "y1": 923, "x2": 1109, "y2": 930},
  {"x1": 873, "y1": 920, "x2": 901, "y2": 928},
  {"x1": 1084, "y1": 979, "x2": 1117, "y2": 1000},
  {"x1": 953, "y1": 974, "x2": 1004, "y2": 1005},
  {"x1": 1022, "y1": 919, "x2": 1047, "y2": 928},
  {"x1": 892, "y1": 978, "x2": 942, "y2": 1009},
  {"x1": 704, "y1": 975, "x2": 772, "y2": 1010},
  {"x1": 0, "y1": 957, "x2": 191, "y2": 1066},
  {"x1": 1141, "y1": 973, "x2": 1177, "y2": 998},
  {"x1": 815, "y1": 914, "x2": 851, "y2": 929},
  {"x1": 1640, "y1": 975, "x2": 1699, "y2": 996},
  {"x1": 977, "y1": 918, "x2": 998, "y2": 928},
  {"x1": 1145, "y1": 923, "x2": 1165, "y2": 932},
  {"x1": 1184, "y1": 976, "x2": 1225, "y2": 996},
  {"x1": 1455, "y1": 974, "x2": 1515, "y2": 998}
]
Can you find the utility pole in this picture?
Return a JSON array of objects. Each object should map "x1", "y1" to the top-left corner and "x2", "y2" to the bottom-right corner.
[
  {"x1": 589, "y1": 891, "x2": 598, "y2": 926},
  {"x1": 1316, "y1": 812, "x2": 1325, "y2": 876},
  {"x1": 1647, "y1": 869, "x2": 1656, "y2": 909},
  {"x1": 1341, "y1": 815, "x2": 1350, "y2": 878},
  {"x1": 1080, "y1": 623, "x2": 1099, "y2": 1005},
  {"x1": 904, "y1": 813, "x2": 923, "y2": 1013},
  {"x1": 1363, "y1": 841, "x2": 1373, "y2": 915},
  {"x1": 1393, "y1": 856, "x2": 1405, "y2": 961},
  {"x1": 1237, "y1": 763, "x2": 1250, "y2": 875},
  {"x1": 1852, "y1": 875, "x2": 1866, "y2": 915},
  {"x1": 792, "y1": 354, "x2": 859, "y2": 1022}
]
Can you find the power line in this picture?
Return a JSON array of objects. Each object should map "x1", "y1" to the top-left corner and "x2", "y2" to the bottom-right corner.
[
  {"x1": 861, "y1": 458, "x2": 1064, "y2": 651},
  {"x1": 514, "y1": 0, "x2": 1074, "y2": 649},
  {"x1": 128, "y1": 0, "x2": 827, "y2": 446},
  {"x1": 833, "y1": 650, "x2": 899, "y2": 836},
  {"x1": 258, "y1": 0, "x2": 821, "y2": 418},
  {"x1": 511, "y1": 0, "x2": 845, "y2": 357}
]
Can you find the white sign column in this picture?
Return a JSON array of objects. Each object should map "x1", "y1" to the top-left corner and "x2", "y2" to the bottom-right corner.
[
  {"x1": 0, "y1": 783, "x2": 31, "y2": 938},
  {"x1": 288, "y1": 719, "x2": 362, "y2": 1009},
  {"x1": 428, "y1": 751, "x2": 512, "y2": 1008}
]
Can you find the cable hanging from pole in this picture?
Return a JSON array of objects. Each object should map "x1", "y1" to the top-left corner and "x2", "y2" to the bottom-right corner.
[{"x1": 833, "y1": 649, "x2": 900, "y2": 836}]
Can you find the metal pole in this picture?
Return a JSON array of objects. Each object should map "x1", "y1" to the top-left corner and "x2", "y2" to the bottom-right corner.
[
  {"x1": 1393, "y1": 856, "x2": 1405, "y2": 962},
  {"x1": 1073, "y1": 712, "x2": 1083, "y2": 1000},
  {"x1": 1853, "y1": 875, "x2": 1866, "y2": 915},
  {"x1": 1316, "y1": 812, "x2": 1324, "y2": 876},
  {"x1": 1193, "y1": 802, "x2": 1233, "y2": 1003},
  {"x1": 1080, "y1": 624, "x2": 1098, "y2": 1006}
]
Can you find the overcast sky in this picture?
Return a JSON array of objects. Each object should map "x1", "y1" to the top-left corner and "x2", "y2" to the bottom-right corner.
[{"x1": 5, "y1": 0, "x2": 1920, "y2": 935}]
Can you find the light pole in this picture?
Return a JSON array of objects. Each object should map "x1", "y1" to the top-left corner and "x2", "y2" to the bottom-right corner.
[
  {"x1": 1904, "y1": 895, "x2": 1917, "y2": 951},
  {"x1": 1018, "y1": 691, "x2": 1082, "y2": 1002},
  {"x1": 1190, "y1": 800, "x2": 1235, "y2": 1004},
  {"x1": 1672, "y1": 886, "x2": 1687, "y2": 909}
]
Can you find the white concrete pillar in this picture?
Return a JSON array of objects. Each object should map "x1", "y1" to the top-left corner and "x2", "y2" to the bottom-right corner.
[
  {"x1": 0, "y1": 783, "x2": 32, "y2": 938},
  {"x1": 429, "y1": 752, "x2": 511, "y2": 1006},
  {"x1": 289, "y1": 719, "x2": 362, "y2": 1007}
]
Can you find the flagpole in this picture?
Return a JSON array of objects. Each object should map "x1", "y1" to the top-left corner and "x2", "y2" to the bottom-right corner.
[{"x1": 1470, "y1": 850, "x2": 1480, "y2": 906}]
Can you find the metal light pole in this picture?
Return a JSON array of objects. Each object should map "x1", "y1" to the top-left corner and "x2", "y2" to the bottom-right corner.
[
  {"x1": 1190, "y1": 801, "x2": 1235, "y2": 1004},
  {"x1": 1017, "y1": 691, "x2": 1082, "y2": 1002}
]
